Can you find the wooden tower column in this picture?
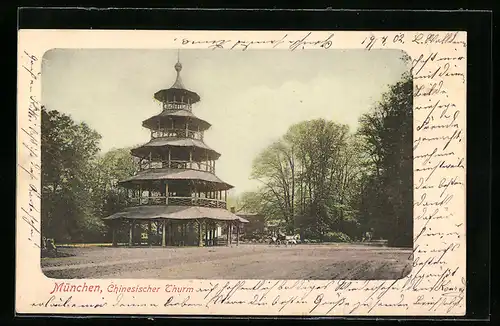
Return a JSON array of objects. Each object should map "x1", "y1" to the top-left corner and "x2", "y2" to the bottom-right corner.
[
  {"x1": 129, "y1": 220, "x2": 134, "y2": 247},
  {"x1": 204, "y1": 221, "x2": 208, "y2": 246},
  {"x1": 236, "y1": 222, "x2": 240, "y2": 246},
  {"x1": 209, "y1": 223, "x2": 213, "y2": 246},
  {"x1": 162, "y1": 220, "x2": 166, "y2": 247},
  {"x1": 169, "y1": 221, "x2": 174, "y2": 246},
  {"x1": 207, "y1": 223, "x2": 211, "y2": 246},
  {"x1": 165, "y1": 182, "x2": 169, "y2": 205},
  {"x1": 214, "y1": 222, "x2": 218, "y2": 246},
  {"x1": 212, "y1": 222, "x2": 216, "y2": 246},
  {"x1": 181, "y1": 223, "x2": 186, "y2": 246},
  {"x1": 148, "y1": 221, "x2": 152, "y2": 246},
  {"x1": 230, "y1": 222, "x2": 234, "y2": 245},
  {"x1": 197, "y1": 220, "x2": 203, "y2": 247}
]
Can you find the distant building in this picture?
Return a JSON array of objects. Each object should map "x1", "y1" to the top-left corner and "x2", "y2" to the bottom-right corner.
[{"x1": 235, "y1": 211, "x2": 265, "y2": 238}]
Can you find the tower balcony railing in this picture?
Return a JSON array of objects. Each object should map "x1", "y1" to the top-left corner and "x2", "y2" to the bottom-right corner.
[
  {"x1": 128, "y1": 196, "x2": 227, "y2": 209},
  {"x1": 139, "y1": 159, "x2": 215, "y2": 173},
  {"x1": 162, "y1": 101, "x2": 192, "y2": 111},
  {"x1": 150, "y1": 128, "x2": 204, "y2": 140}
]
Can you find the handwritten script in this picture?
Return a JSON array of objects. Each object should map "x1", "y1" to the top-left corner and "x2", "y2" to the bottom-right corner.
[
  {"x1": 17, "y1": 30, "x2": 466, "y2": 316},
  {"x1": 175, "y1": 32, "x2": 335, "y2": 51},
  {"x1": 19, "y1": 50, "x2": 42, "y2": 249}
]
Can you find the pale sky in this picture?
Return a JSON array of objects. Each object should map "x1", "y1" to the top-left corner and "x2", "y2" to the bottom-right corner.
[{"x1": 42, "y1": 48, "x2": 409, "y2": 196}]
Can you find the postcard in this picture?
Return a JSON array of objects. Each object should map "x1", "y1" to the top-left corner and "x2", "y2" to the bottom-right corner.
[{"x1": 16, "y1": 30, "x2": 466, "y2": 316}]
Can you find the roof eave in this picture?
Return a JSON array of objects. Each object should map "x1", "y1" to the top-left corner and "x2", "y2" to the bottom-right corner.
[{"x1": 154, "y1": 88, "x2": 201, "y2": 104}]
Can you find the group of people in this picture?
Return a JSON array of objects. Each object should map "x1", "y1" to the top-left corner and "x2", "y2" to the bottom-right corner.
[
  {"x1": 42, "y1": 237, "x2": 57, "y2": 253},
  {"x1": 361, "y1": 229, "x2": 374, "y2": 242}
]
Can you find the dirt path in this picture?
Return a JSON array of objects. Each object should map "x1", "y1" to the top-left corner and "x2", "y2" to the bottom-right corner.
[{"x1": 41, "y1": 244, "x2": 412, "y2": 280}]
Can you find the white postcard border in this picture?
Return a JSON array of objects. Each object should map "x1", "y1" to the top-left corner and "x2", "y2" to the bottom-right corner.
[{"x1": 16, "y1": 30, "x2": 467, "y2": 316}]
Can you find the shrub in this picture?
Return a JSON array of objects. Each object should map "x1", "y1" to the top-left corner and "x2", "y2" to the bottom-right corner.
[{"x1": 323, "y1": 231, "x2": 352, "y2": 243}]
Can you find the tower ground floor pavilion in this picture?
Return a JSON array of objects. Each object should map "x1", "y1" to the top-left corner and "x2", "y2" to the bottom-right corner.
[{"x1": 103, "y1": 205, "x2": 248, "y2": 247}]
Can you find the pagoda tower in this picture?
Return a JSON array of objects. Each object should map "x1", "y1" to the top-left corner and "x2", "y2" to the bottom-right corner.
[{"x1": 105, "y1": 55, "x2": 247, "y2": 247}]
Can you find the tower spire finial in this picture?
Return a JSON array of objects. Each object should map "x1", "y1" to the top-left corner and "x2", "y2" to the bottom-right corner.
[
  {"x1": 174, "y1": 49, "x2": 183, "y2": 73},
  {"x1": 172, "y1": 50, "x2": 185, "y2": 89}
]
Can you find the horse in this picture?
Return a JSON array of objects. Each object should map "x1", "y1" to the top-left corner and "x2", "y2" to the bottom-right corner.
[
  {"x1": 283, "y1": 234, "x2": 301, "y2": 246},
  {"x1": 269, "y1": 233, "x2": 300, "y2": 246},
  {"x1": 269, "y1": 235, "x2": 282, "y2": 246}
]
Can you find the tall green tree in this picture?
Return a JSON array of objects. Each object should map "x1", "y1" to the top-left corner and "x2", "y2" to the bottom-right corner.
[
  {"x1": 42, "y1": 107, "x2": 139, "y2": 243},
  {"x1": 41, "y1": 107, "x2": 102, "y2": 242},
  {"x1": 90, "y1": 147, "x2": 138, "y2": 243},
  {"x1": 92, "y1": 147, "x2": 137, "y2": 218},
  {"x1": 238, "y1": 190, "x2": 284, "y2": 225},
  {"x1": 249, "y1": 119, "x2": 363, "y2": 239},
  {"x1": 251, "y1": 140, "x2": 296, "y2": 231},
  {"x1": 243, "y1": 73, "x2": 412, "y2": 247},
  {"x1": 358, "y1": 73, "x2": 413, "y2": 247}
]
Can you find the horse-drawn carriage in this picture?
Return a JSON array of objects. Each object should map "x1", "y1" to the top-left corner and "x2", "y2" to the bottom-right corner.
[{"x1": 269, "y1": 231, "x2": 300, "y2": 246}]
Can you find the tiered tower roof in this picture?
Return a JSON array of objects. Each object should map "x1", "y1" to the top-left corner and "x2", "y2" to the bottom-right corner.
[
  {"x1": 118, "y1": 57, "x2": 232, "y2": 191},
  {"x1": 104, "y1": 54, "x2": 247, "y2": 226},
  {"x1": 153, "y1": 60, "x2": 201, "y2": 104}
]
